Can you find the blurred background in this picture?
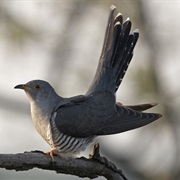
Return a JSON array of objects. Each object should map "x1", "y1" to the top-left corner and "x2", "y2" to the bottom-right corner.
[{"x1": 0, "y1": 0, "x2": 179, "y2": 180}]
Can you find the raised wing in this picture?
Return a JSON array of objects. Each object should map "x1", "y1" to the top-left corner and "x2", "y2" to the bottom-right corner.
[{"x1": 86, "y1": 6, "x2": 139, "y2": 95}]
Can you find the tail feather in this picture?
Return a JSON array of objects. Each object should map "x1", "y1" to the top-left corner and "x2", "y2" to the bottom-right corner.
[
  {"x1": 111, "y1": 20, "x2": 131, "y2": 67},
  {"x1": 86, "y1": 6, "x2": 139, "y2": 95},
  {"x1": 116, "y1": 102, "x2": 159, "y2": 111},
  {"x1": 115, "y1": 31, "x2": 139, "y2": 91},
  {"x1": 114, "y1": 12, "x2": 123, "y2": 24},
  {"x1": 100, "y1": 6, "x2": 116, "y2": 59},
  {"x1": 124, "y1": 102, "x2": 158, "y2": 112}
]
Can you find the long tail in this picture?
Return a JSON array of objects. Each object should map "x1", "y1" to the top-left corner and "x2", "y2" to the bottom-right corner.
[{"x1": 86, "y1": 6, "x2": 139, "y2": 95}]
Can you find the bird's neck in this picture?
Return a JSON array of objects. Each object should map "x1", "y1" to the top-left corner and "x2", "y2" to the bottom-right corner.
[
  {"x1": 30, "y1": 93, "x2": 63, "y2": 142},
  {"x1": 30, "y1": 92, "x2": 63, "y2": 122}
]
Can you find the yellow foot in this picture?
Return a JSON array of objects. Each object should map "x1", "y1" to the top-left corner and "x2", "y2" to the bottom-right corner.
[{"x1": 45, "y1": 149, "x2": 59, "y2": 161}]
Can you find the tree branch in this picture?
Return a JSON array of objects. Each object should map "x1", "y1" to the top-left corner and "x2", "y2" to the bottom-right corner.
[{"x1": 0, "y1": 144, "x2": 128, "y2": 180}]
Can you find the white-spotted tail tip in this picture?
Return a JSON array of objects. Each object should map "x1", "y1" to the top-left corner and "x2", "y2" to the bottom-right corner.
[
  {"x1": 110, "y1": 5, "x2": 116, "y2": 11},
  {"x1": 134, "y1": 29, "x2": 139, "y2": 33}
]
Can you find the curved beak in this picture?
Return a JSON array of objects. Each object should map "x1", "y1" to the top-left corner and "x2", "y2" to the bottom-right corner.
[
  {"x1": 14, "y1": 84, "x2": 30, "y2": 90},
  {"x1": 14, "y1": 84, "x2": 25, "y2": 89}
]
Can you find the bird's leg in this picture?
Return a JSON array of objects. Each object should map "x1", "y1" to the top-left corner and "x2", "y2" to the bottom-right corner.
[
  {"x1": 89, "y1": 143, "x2": 128, "y2": 180},
  {"x1": 45, "y1": 149, "x2": 59, "y2": 161},
  {"x1": 89, "y1": 143, "x2": 100, "y2": 159}
]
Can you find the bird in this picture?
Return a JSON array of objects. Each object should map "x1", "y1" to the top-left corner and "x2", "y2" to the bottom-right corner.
[{"x1": 14, "y1": 6, "x2": 162, "y2": 158}]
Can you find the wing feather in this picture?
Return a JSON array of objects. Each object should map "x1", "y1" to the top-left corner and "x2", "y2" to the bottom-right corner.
[{"x1": 54, "y1": 93, "x2": 161, "y2": 138}]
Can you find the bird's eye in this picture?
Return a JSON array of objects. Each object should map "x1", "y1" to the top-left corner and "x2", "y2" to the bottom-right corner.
[{"x1": 34, "y1": 84, "x2": 41, "y2": 90}]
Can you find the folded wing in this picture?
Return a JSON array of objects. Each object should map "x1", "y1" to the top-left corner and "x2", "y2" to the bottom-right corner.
[{"x1": 54, "y1": 92, "x2": 161, "y2": 138}]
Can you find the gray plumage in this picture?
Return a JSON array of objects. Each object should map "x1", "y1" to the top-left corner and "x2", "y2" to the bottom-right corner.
[{"x1": 14, "y1": 6, "x2": 162, "y2": 156}]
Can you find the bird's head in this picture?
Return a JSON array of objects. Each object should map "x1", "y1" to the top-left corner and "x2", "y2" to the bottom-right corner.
[{"x1": 14, "y1": 80, "x2": 57, "y2": 103}]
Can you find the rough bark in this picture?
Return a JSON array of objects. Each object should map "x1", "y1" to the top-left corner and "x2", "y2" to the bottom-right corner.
[{"x1": 0, "y1": 144, "x2": 128, "y2": 180}]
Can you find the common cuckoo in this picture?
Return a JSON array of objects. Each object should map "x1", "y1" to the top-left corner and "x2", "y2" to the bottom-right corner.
[{"x1": 14, "y1": 6, "x2": 162, "y2": 157}]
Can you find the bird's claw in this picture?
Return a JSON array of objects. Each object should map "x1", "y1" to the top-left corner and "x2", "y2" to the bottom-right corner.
[{"x1": 45, "y1": 149, "x2": 59, "y2": 162}]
